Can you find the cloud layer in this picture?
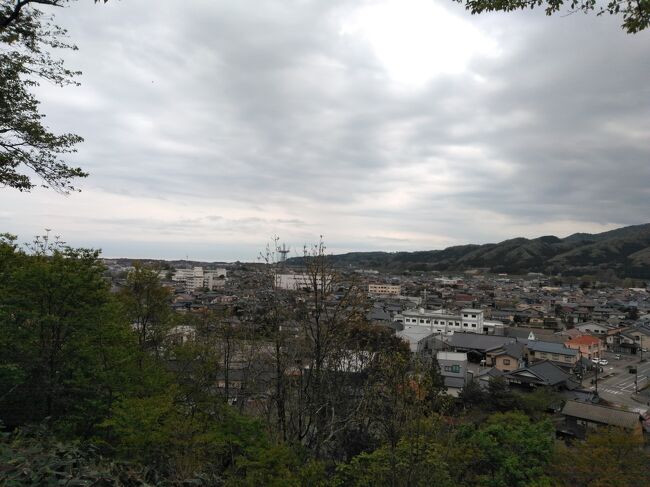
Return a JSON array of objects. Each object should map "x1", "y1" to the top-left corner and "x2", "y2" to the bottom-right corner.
[{"x1": 1, "y1": 0, "x2": 649, "y2": 260}]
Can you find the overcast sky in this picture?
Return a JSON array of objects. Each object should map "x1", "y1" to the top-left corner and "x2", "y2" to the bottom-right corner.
[{"x1": 1, "y1": 0, "x2": 649, "y2": 261}]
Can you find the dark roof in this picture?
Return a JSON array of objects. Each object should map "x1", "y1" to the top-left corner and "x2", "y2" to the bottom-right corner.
[
  {"x1": 506, "y1": 360, "x2": 570, "y2": 386},
  {"x1": 502, "y1": 341, "x2": 526, "y2": 359},
  {"x1": 477, "y1": 367, "x2": 505, "y2": 383},
  {"x1": 505, "y1": 327, "x2": 557, "y2": 339},
  {"x1": 444, "y1": 376, "x2": 465, "y2": 389},
  {"x1": 367, "y1": 308, "x2": 391, "y2": 321},
  {"x1": 526, "y1": 340, "x2": 578, "y2": 356},
  {"x1": 448, "y1": 333, "x2": 515, "y2": 353},
  {"x1": 561, "y1": 400, "x2": 642, "y2": 430}
]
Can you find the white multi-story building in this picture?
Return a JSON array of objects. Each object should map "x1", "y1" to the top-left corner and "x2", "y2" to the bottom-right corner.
[
  {"x1": 394, "y1": 308, "x2": 503, "y2": 336},
  {"x1": 275, "y1": 273, "x2": 312, "y2": 291},
  {"x1": 173, "y1": 267, "x2": 227, "y2": 292},
  {"x1": 275, "y1": 273, "x2": 335, "y2": 292},
  {"x1": 368, "y1": 284, "x2": 401, "y2": 296}
]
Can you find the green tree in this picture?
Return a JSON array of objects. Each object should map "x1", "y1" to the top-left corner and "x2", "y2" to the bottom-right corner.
[
  {"x1": 420, "y1": 355, "x2": 450, "y2": 413},
  {"x1": 333, "y1": 420, "x2": 453, "y2": 487},
  {"x1": 486, "y1": 376, "x2": 521, "y2": 412},
  {"x1": 458, "y1": 412, "x2": 554, "y2": 487},
  {"x1": 0, "y1": 1, "x2": 88, "y2": 192},
  {"x1": 552, "y1": 427, "x2": 650, "y2": 487},
  {"x1": 458, "y1": 377, "x2": 487, "y2": 409},
  {"x1": 117, "y1": 262, "x2": 172, "y2": 357},
  {"x1": 0, "y1": 233, "x2": 140, "y2": 435},
  {"x1": 455, "y1": 0, "x2": 650, "y2": 34},
  {"x1": 0, "y1": 425, "x2": 151, "y2": 486}
]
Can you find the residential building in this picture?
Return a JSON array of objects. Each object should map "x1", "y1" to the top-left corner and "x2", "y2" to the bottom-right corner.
[
  {"x1": 437, "y1": 351, "x2": 469, "y2": 390},
  {"x1": 628, "y1": 323, "x2": 650, "y2": 351},
  {"x1": 502, "y1": 360, "x2": 575, "y2": 389},
  {"x1": 526, "y1": 340, "x2": 579, "y2": 368},
  {"x1": 486, "y1": 342, "x2": 526, "y2": 372},
  {"x1": 560, "y1": 400, "x2": 644, "y2": 439},
  {"x1": 368, "y1": 283, "x2": 401, "y2": 296},
  {"x1": 564, "y1": 335, "x2": 605, "y2": 360},
  {"x1": 575, "y1": 321, "x2": 614, "y2": 336},
  {"x1": 447, "y1": 333, "x2": 516, "y2": 357},
  {"x1": 397, "y1": 326, "x2": 440, "y2": 354}
]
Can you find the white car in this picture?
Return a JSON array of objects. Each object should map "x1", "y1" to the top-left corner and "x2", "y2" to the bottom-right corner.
[
  {"x1": 591, "y1": 358, "x2": 600, "y2": 363},
  {"x1": 598, "y1": 359, "x2": 609, "y2": 366}
]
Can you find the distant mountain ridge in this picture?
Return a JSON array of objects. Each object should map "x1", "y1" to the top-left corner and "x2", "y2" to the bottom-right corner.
[{"x1": 288, "y1": 224, "x2": 650, "y2": 279}]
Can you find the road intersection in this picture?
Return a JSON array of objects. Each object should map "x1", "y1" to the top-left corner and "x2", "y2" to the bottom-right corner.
[{"x1": 587, "y1": 351, "x2": 650, "y2": 411}]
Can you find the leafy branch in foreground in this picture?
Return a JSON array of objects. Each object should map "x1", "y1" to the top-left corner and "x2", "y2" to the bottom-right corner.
[
  {"x1": 0, "y1": 1, "x2": 110, "y2": 192},
  {"x1": 455, "y1": 0, "x2": 650, "y2": 34}
]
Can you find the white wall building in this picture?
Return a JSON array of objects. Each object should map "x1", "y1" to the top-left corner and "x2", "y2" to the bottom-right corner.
[
  {"x1": 173, "y1": 267, "x2": 227, "y2": 292},
  {"x1": 275, "y1": 273, "x2": 312, "y2": 291},
  {"x1": 394, "y1": 308, "x2": 503, "y2": 336},
  {"x1": 437, "y1": 351, "x2": 470, "y2": 390}
]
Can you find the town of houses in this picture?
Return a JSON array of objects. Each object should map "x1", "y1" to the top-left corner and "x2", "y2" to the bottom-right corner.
[{"x1": 103, "y1": 258, "x2": 650, "y2": 439}]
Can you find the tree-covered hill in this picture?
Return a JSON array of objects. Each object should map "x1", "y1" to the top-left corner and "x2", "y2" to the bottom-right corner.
[{"x1": 288, "y1": 224, "x2": 650, "y2": 278}]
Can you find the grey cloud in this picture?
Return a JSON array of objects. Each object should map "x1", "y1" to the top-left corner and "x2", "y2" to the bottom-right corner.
[{"x1": 7, "y1": 0, "x2": 650, "y2": 258}]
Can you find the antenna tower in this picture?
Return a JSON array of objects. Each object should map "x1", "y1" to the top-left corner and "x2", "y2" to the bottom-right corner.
[{"x1": 278, "y1": 243, "x2": 290, "y2": 263}]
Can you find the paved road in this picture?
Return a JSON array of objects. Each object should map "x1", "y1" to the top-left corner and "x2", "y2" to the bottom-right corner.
[{"x1": 587, "y1": 351, "x2": 650, "y2": 412}]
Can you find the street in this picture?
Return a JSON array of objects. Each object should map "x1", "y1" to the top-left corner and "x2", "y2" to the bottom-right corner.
[{"x1": 588, "y1": 351, "x2": 650, "y2": 412}]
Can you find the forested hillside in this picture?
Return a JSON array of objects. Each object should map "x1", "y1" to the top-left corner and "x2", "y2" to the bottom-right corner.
[{"x1": 292, "y1": 224, "x2": 650, "y2": 279}]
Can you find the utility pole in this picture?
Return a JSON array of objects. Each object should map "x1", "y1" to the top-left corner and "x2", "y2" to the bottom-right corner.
[
  {"x1": 594, "y1": 360, "x2": 599, "y2": 395},
  {"x1": 629, "y1": 365, "x2": 639, "y2": 394}
]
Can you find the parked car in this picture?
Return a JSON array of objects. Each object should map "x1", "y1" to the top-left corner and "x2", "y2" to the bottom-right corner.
[
  {"x1": 591, "y1": 357, "x2": 600, "y2": 363},
  {"x1": 599, "y1": 359, "x2": 609, "y2": 365}
]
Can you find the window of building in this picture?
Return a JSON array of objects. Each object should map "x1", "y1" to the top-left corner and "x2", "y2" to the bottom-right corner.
[
  {"x1": 434, "y1": 320, "x2": 438, "y2": 325},
  {"x1": 463, "y1": 314, "x2": 468, "y2": 318},
  {"x1": 472, "y1": 323, "x2": 477, "y2": 328},
  {"x1": 463, "y1": 323, "x2": 468, "y2": 327},
  {"x1": 472, "y1": 314, "x2": 476, "y2": 318},
  {"x1": 503, "y1": 359, "x2": 511, "y2": 365},
  {"x1": 552, "y1": 354, "x2": 559, "y2": 360},
  {"x1": 452, "y1": 365, "x2": 460, "y2": 373},
  {"x1": 444, "y1": 366, "x2": 451, "y2": 372}
]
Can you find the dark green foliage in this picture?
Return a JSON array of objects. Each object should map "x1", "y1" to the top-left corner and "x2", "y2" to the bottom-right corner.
[
  {"x1": 456, "y1": 412, "x2": 554, "y2": 487},
  {"x1": 551, "y1": 427, "x2": 650, "y2": 487},
  {"x1": 0, "y1": 1, "x2": 87, "y2": 192},
  {"x1": 485, "y1": 376, "x2": 521, "y2": 412},
  {"x1": 0, "y1": 426, "x2": 151, "y2": 486},
  {"x1": 117, "y1": 263, "x2": 173, "y2": 354},
  {"x1": 0, "y1": 234, "x2": 141, "y2": 434},
  {"x1": 333, "y1": 431, "x2": 453, "y2": 487},
  {"x1": 454, "y1": 0, "x2": 650, "y2": 34},
  {"x1": 458, "y1": 377, "x2": 487, "y2": 408}
]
